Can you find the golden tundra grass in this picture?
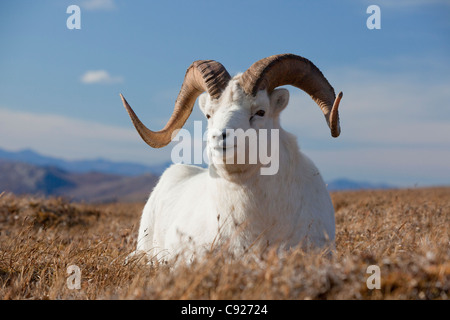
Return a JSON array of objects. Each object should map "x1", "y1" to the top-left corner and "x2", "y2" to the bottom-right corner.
[{"x1": 0, "y1": 187, "x2": 448, "y2": 299}]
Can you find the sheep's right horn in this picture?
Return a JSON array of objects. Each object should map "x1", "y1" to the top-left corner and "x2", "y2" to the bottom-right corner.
[
  {"x1": 240, "y1": 54, "x2": 342, "y2": 137},
  {"x1": 121, "y1": 60, "x2": 231, "y2": 148}
]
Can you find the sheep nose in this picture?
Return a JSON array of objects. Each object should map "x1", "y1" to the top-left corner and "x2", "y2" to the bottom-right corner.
[
  {"x1": 211, "y1": 129, "x2": 229, "y2": 140},
  {"x1": 211, "y1": 129, "x2": 231, "y2": 148},
  {"x1": 221, "y1": 131, "x2": 228, "y2": 148}
]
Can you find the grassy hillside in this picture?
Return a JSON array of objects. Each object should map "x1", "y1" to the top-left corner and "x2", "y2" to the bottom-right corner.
[{"x1": 0, "y1": 187, "x2": 448, "y2": 299}]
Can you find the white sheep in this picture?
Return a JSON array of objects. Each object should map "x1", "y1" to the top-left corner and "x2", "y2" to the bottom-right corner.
[{"x1": 121, "y1": 54, "x2": 343, "y2": 262}]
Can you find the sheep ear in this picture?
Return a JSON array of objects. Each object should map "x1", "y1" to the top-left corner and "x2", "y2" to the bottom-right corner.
[
  {"x1": 198, "y1": 92, "x2": 209, "y2": 115},
  {"x1": 270, "y1": 88, "x2": 289, "y2": 116}
]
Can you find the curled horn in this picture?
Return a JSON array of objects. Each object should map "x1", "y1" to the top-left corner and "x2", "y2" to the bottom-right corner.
[
  {"x1": 240, "y1": 54, "x2": 342, "y2": 137},
  {"x1": 120, "y1": 60, "x2": 231, "y2": 148}
]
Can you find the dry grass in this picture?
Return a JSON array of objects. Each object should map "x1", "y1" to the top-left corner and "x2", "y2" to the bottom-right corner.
[{"x1": 0, "y1": 187, "x2": 448, "y2": 300}]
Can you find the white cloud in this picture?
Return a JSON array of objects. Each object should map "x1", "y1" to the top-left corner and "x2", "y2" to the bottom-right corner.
[
  {"x1": 81, "y1": 70, "x2": 123, "y2": 84},
  {"x1": 281, "y1": 75, "x2": 450, "y2": 148},
  {"x1": 0, "y1": 107, "x2": 170, "y2": 165},
  {"x1": 278, "y1": 65, "x2": 450, "y2": 186},
  {"x1": 81, "y1": 0, "x2": 116, "y2": 11},
  {"x1": 309, "y1": 147, "x2": 450, "y2": 187}
]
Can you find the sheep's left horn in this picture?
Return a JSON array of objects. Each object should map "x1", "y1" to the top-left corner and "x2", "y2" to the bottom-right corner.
[
  {"x1": 121, "y1": 60, "x2": 231, "y2": 148},
  {"x1": 240, "y1": 53, "x2": 342, "y2": 137}
]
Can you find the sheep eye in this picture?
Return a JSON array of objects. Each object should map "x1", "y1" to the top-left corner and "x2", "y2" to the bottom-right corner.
[
  {"x1": 250, "y1": 110, "x2": 265, "y2": 122},
  {"x1": 206, "y1": 114, "x2": 211, "y2": 119}
]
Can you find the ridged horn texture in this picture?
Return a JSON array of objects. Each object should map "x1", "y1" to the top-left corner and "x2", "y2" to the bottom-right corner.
[
  {"x1": 240, "y1": 54, "x2": 342, "y2": 137},
  {"x1": 121, "y1": 60, "x2": 231, "y2": 148}
]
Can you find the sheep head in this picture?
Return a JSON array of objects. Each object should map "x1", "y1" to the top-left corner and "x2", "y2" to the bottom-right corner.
[
  {"x1": 120, "y1": 54, "x2": 343, "y2": 167},
  {"x1": 198, "y1": 78, "x2": 289, "y2": 175}
]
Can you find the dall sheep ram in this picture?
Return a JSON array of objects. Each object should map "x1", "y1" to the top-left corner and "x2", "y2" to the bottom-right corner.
[{"x1": 121, "y1": 53, "x2": 343, "y2": 262}]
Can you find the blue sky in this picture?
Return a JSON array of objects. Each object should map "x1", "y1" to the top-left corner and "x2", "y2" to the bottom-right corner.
[{"x1": 0, "y1": 0, "x2": 449, "y2": 187}]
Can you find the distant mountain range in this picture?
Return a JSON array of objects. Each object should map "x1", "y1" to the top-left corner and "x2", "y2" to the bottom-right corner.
[
  {"x1": 326, "y1": 178, "x2": 394, "y2": 191},
  {"x1": 0, "y1": 148, "x2": 170, "y2": 176},
  {"x1": 0, "y1": 148, "x2": 395, "y2": 202},
  {"x1": 0, "y1": 159, "x2": 158, "y2": 203}
]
